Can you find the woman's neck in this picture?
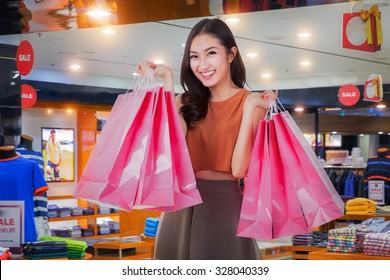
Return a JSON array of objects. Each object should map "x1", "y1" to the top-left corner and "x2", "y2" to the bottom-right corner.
[{"x1": 0, "y1": 146, "x2": 17, "y2": 159}]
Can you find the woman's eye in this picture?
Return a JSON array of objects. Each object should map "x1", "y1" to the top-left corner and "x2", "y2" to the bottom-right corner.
[
  {"x1": 190, "y1": 54, "x2": 198, "y2": 59},
  {"x1": 207, "y1": 51, "x2": 216, "y2": 56}
]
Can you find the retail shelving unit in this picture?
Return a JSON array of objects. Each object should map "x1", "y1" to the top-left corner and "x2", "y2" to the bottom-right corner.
[{"x1": 48, "y1": 195, "x2": 120, "y2": 238}]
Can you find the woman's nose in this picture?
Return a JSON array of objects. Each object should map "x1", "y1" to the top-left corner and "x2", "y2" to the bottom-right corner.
[{"x1": 198, "y1": 57, "x2": 209, "y2": 70}]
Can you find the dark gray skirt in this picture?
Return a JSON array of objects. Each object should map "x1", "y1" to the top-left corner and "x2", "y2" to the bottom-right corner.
[{"x1": 153, "y1": 178, "x2": 261, "y2": 260}]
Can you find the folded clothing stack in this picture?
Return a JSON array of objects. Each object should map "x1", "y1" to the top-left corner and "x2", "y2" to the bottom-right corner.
[
  {"x1": 22, "y1": 240, "x2": 68, "y2": 260},
  {"x1": 345, "y1": 197, "x2": 377, "y2": 215},
  {"x1": 363, "y1": 232, "x2": 390, "y2": 256},
  {"x1": 143, "y1": 217, "x2": 160, "y2": 237},
  {"x1": 327, "y1": 224, "x2": 372, "y2": 253},
  {"x1": 40, "y1": 236, "x2": 88, "y2": 259}
]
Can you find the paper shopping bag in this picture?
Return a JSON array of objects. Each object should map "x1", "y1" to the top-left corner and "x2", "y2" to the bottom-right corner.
[
  {"x1": 97, "y1": 90, "x2": 156, "y2": 211},
  {"x1": 268, "y1": 119, "x2": 309, "y2": 238},
  {"x1": 73, "y1": 87, "x2": 150, "y2": 206},
  {"x1": 273, "y1": 111, "x2": 344, "y2": 229},
  {"x1": 237, "y1": 121, "x2": 272, "y2": 239},
  {"x1": 150, "y1": 91, "x2": 202, "y2": 212},
  {"x1": 133, "y1": 87, "x2": 175, "y2": 209}
]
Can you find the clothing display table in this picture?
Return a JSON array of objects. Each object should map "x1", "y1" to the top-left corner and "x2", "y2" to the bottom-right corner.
[
  {"x1": 308, "y1": 249, "x2": 390, "y2": 260},
  {"x1": 93, "y1": 240, "x2": 154, "y2": 260},
  {"x1": 291, "y1": 246, "x2": 325, "y2": 260}
]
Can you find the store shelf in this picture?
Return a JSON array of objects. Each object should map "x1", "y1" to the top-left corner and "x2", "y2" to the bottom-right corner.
[
  {"x1": 47, "y1": 195, "x2": 120, "y2": 238},
  {"x1": 49, "y1": 212, "x2": 119, "y2": 222}
]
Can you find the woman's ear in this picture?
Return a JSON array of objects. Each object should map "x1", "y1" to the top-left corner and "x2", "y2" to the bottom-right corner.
[{"x1": 228, "y1": 46, "x2": 237, "y2": 63}]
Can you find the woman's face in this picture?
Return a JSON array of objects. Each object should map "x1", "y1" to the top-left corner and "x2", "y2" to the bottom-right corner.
[{"x1": 189, "y1": 33, "x2": 234, "y2": 90}]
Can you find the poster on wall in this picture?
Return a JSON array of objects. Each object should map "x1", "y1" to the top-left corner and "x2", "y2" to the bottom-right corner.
[{"x1": 41, "y1": 127, "x2": 75, "y2": 182}]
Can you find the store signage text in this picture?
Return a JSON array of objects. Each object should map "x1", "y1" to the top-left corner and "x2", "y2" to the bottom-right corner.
[
  {"x1": 21, "y1": 84, "x2": 37, "y2": 108},
  {"x1": 16, "y1": 40, "x2": 34, "y2": 76},
  {"x1": 338, "y1": 84, "x2": 360, "y2": 106},
  {"x1": 0, "y1": 218, "x2": 15, "y2": 226}
]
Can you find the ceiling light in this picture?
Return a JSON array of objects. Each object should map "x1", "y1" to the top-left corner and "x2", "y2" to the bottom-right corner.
[
  {"x1": 297, "y1": 32, "x2": 311, "y2": 39},
  {"x1": 153, "y1": 59, "x2": 164, "y2": 64},
  {"x1": 261, "y1": 73, "x2": 271, "y2": 79},
  {"x1": 359, "y1": 134, "x2": 365, "y2": 137},
  {"x1": 324, "y1": 107, "x2": 342, "y2": 111},
  {"x1": 295, "y1": 107, "x2": 304, "y2": 112},
  {"x1": 377, "y1": 104, "x2": 386, "y2": 108},
  {"x1": 70, "y1": 64, "x2": 80, "y2": 70},
  {"x1": 86, "y1": 10, "x2": 111, "y2": 17},
  {"x1": 102, "y1": 28, "x2": 115, "y2": 34},
  {"x1": 181, "y1": 43, "x2": 185, "y2": 47},
  {"x1": 47, "y1": 109, "x2": 52, "y2": 114},
  {"x1": 246, "y1": 53, "x2": 258, "y2": 58},
  {"x1": 378, "y1": 131, "x2": 384, "y2": 134},
  {"x1": 299, "y1": 60, "x2": 311, "y2": 66},
  {"x1": 67, "y1": 109, "x2": 72, "y2": 113},
  {"x1": 132, "y1": 72, "x2": 140, "y2": 76},
  {"x1": 331, "y1": 131, "x2": 337, "y2": 134},
  {"x1": 225, "y1": 18, "x2": 240, "y2": 23}
]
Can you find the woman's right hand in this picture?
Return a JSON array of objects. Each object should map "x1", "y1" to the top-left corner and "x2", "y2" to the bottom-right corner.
[{"x1": 136, "y1": 60, "x2": 175, "y2": 92}]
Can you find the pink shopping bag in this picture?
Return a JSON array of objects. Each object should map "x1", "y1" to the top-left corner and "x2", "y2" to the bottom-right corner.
[
  {"x1": 150, "y1": 91, "x2": 202, "y2": 212},
  {"x1": 273, "y1": 110, "x2": 344, "y2": 229},
  {"x1": 268, "y1": 119, "x2": 309, "y2": 238},
  {"x1": 133, "y1": 87, "x2": 175, "y2": 209},
  {"x1": 73, "y1": 87, "x2": 151, "y2": 207},
  {"x1": 237, "y1": 121, "x2": 273, "y2": 239},
  {"x1": 97, "y1": 90, "x2": 156, "y2": 211}
]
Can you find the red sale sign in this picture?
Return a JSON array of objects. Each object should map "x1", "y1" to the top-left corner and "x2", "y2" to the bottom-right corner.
[
  {"x1": 338, "y1": 84, "x2": 360, "y2": 106},
  {"x1": 21, "y1": 84, "x2": 37, "y2": 108},
  {"x1": 16, "y1": 40, "x2": 34, "y2": 76}
]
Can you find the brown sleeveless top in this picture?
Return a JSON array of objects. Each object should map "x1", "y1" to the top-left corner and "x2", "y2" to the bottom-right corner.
[{"x1": 186, "y1": 89, "x2": 251, "y2": 172}]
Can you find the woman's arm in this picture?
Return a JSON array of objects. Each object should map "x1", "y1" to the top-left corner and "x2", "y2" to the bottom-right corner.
[{"x1": 231, "y1": 90, "x2": 277, "y2": 179}]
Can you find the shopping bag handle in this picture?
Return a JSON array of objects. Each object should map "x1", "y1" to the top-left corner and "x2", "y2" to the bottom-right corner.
[
  {"x1": 266, "y1": 97, "x2": 285, "y2": 119},
  {"x1": 126, "y1": 68, "x2": 155, "y2": 94}
]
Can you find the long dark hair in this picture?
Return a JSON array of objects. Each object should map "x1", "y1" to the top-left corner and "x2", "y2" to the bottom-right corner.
[{"x1": 180, "y1": 18, "x2": 246, "y2": 128}]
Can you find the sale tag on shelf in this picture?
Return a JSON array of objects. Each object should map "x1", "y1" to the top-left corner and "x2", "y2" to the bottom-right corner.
[{"x1": 368, "y1": 180, "x2": 385, "y2": 205}]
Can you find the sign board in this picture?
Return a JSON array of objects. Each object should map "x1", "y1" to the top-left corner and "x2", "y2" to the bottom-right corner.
[
  {"x1": 21, "y1": 84, "x2": 37, "y2": 108},
  {"x1": 368, "y1": 180, "x2": 385, "y2": 205},
  {"x1": 16, "y1": 40, "x2": 34, "y2": 76},
  {"x1": 0, "y1": 201, "x2": 24, "y2": 248},
  {"x1": 338, "y1": 84, "x2": 360, "y2": 106}
]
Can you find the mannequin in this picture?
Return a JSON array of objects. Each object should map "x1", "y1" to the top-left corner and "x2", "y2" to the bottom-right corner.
[
  {"x1": 0, "y1": 145, "x2": 18, "y2": 159},
  {"x1": 15, "y1": 135, "x2": 51, "y2": 238},
  {"x1": 20, "y1": 134, "x2": 33, "y2": 150},
  {"x1": 365, "y1": 146, "x2": 390, "y2": 205}
]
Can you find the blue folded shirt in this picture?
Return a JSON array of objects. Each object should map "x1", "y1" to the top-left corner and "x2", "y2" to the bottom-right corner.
[{"x1": 144, "y1": 226, "x2": 157, "y2": 235}]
